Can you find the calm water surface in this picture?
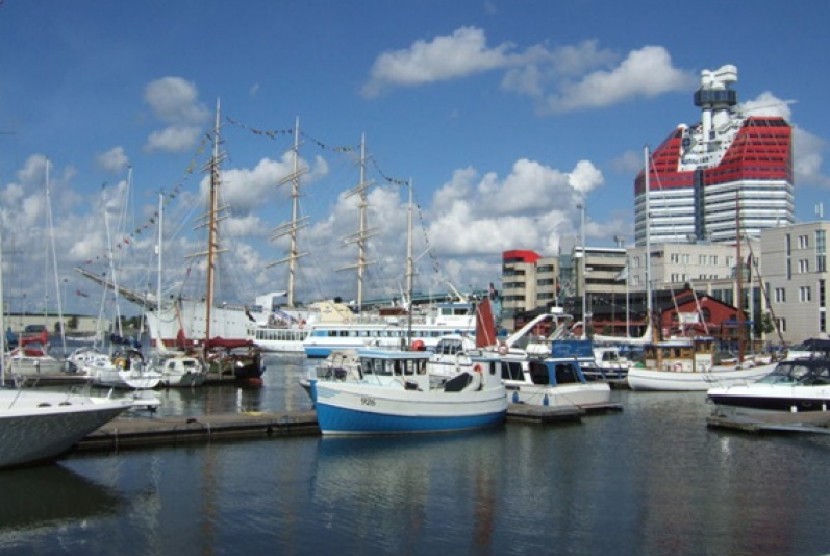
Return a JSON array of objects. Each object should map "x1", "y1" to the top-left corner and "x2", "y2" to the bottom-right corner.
[{"x1": 2, "y1": 354, "x2": 829, "y2": 555}]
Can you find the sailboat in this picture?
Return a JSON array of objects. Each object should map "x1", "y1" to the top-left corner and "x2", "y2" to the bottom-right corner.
[
  {"x1": 626, "y1": 148, "x2": 777, "y2": 391},
  {"x1": 194, "y1": 101, "x2": 264, "y2": 385}
]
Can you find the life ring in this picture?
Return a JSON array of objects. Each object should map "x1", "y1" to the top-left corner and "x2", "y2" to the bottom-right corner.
[
  {"x1": 473, "y1": 364, "x2": 483, "y2": 374},
  {"x1": 673, "y1": 362, "x2": 683, "y2": 372},
  {"x1": 498, "y1": 344, "x2": 508, "y2": 355}
]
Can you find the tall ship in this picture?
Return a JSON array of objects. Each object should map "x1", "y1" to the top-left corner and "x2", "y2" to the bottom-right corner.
[{"x1": 634, "y1": 64, "x2": 794, "y2": 247}]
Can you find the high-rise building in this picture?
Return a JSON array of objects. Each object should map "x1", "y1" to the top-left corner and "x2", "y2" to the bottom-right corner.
[{"x1": 634, "y1": 65, "x2": 794, "y2": 246}]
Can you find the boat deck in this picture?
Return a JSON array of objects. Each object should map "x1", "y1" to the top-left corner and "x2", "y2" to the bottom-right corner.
[{"x1": 75, "y1": 403, "x2": 624, "y2": 452}]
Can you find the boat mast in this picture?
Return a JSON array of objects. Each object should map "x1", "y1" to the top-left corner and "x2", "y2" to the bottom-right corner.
[
  {"x1": 341, "y1": 133, "x2": 375, "y2": 310},
  {"x1": 0, "y1": 215, "x2": 6, "y2": 385},
  {"x1": 644, "y1": 146, "x2": 653, "y2": 336},
  {"x1": 406, "y1": 179, "x2": 414, "y2": 346},
  {"x1": 736, "y1": 190, "x2": 745, "y2": 363},
  {"x1": 45, "y1": 158, "x2": 67, "y2": 354},
  {"x1": 204, "y1": 99, "x2": 222, "y2": 351},
  {"x1": 270, "y1": 117, "x2": 308, "y2": 307}
]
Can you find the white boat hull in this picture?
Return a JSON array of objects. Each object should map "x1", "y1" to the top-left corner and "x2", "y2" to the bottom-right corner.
[
  {"x1": 628, "y1": 363, "x2": 777, "y2": 391},
  {"x1": 505, "y1": 382, "x2": 611, "y2": 408},
  {"x1": 315, "y1": 381, "x2": 507, "y2": 435},
  {"x1": 0, "y1": 390, "x2": 131, "y2": 468}
]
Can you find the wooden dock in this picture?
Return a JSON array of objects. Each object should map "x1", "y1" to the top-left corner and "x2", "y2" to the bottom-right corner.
[{"x1": 75, "y1": 402, "x2": 624, "y2": 453}]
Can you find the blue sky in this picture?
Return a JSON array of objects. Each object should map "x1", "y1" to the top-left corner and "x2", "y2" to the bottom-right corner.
[{"x1": 1, "y1": 1, "x2": 828, "y2": 316}]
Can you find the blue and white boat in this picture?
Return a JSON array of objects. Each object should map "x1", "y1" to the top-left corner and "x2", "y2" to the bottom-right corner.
[
  {"x1": 471, "y1": 338, "x2": 612, "y2": 410},
  {"x1": 313, "y1": 348, "x2": 507, "y2": 435}
]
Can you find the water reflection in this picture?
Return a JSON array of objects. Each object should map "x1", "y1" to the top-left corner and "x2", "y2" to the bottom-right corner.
[
  {"x1": 312, "y1": 430, "x2": 503, "y2": 554},
  {"x1": 0, "y1": 464, "x2": 122, "y2": 536}
]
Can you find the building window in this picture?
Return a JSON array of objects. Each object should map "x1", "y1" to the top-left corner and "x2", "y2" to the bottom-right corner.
[
  {"x1": 799, "y1": 234, "x2": 809, "y2": 249},
  {"x1": 800, "y1": 259, "x2": 810, "y2": 273},
  {"x1": 671, "y1": 253, "x2": 679, "y2": 263},
  {"x1": 775, "y1": 287, "x2": 786, "y2": 303},
  {"x1": 822, "y1": 311, "x2": 827, "y2": 334},
  {"x1": 821, "y1": 279, "x2": 826, "y2": 307},
  {"x1": 778, "y1": 318, "x2": 787, "y2": 332},
  {"x1": 710, "y1": 255, "x2": 719, "y2": 265},
  {"x1": 682, "y1": 253, "x2": 690, "y2": 264},
  {"x1": 800, "y1": 286, "x2": 812, "y2": 303},
  {"x1": 699, "y1": 255, "x2": 707, "y2": 265}
]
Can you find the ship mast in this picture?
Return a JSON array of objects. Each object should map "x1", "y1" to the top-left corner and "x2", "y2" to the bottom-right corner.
[
  {"x1": 269, "y1": 117, "x2": 308, "y2": 307},
  {"x1": 341, "y1": 133, "x2": 376, "y2": 310}
]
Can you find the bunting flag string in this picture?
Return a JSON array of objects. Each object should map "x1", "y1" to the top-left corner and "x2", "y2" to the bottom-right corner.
[
  {"x1": 79, "y1": 132, "x2": 211, "y2": 269},
  {"x1": 225, "y1": 116, "x2": 293, "y2": 141}
]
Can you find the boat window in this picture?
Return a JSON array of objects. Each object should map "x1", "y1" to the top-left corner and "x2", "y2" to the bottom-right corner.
[
  {"x1": 529, "y1": 362, "x2": 549, "y2": 385},
  {"x1": 555, "y1": 363, "x2": 578, "y2": 384},
  {"x1": 501, "y1": 361, "x2": 523, "y2": 381}
]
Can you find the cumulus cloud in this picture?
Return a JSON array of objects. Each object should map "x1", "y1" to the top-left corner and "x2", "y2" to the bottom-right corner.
[
  {"x1": 362, "y1": 29, "x2": 694, "y2": 114},
  {"x1": 143, "y1": 76, "x2": 210, "y2": 152},
  {"x1": 543, "y1": 46, "x2": 696, "y2": 113},
  {"x1": 362, "y1": 27, "x2": 512, "y2": 97},
  {"x1": 425, "y1": 158, "x2": 604, "y2": 258},
  {"x1": 96, "y1": 146, "x2": 130, "y2": 173}
]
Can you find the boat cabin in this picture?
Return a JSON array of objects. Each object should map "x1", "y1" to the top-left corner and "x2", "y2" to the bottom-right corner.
[{"x1": 758, "y1": 359, "x2": 830, "y2": 385}]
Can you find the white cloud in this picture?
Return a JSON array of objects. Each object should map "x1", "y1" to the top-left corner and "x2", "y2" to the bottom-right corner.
[
  {"x1": 144, "y1": 77, "x2": 209, "y2": 124},
  {"x1": 144, "y1": 77, "x2": 210, "y2": 152},
  {"x1": 543, "y1": 46, "x2": 696, "y2": 113},
  {"x1": 423, "y1": 158, "x2": 604, "y2": 261},
  {"x1": 363, "y1": 30, "x2": 693, "y2": 114},
  {"x1": 96, "y1": 146, "x2": 129, "y2": 173},
  {"x1": 145, "y1": 125, "x2": 203, "y2": 153},
  {"x1": 362, "y1": 27, "x2": 512, "y2": 97}
]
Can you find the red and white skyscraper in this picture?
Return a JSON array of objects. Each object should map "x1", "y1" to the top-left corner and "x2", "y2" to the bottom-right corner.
[{"x1": 634, "y1": 65, "x2": 794, "y2": 246}]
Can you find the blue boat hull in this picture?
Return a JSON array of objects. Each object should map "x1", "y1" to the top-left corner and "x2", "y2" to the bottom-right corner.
[{"x1": 316, "y1": 403, "x2": 504, "y2": 435}]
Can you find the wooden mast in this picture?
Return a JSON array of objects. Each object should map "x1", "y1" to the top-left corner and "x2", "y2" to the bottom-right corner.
[
  {"x1": 269, "y1": 117, "x2": 308, "y2": 307},
  {"x1": 204, "y1": 99, "x2": 222, "y2": 354}
]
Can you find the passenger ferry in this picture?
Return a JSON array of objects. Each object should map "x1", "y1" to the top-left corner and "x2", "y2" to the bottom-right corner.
[{"x1": 302, "y1": 301, "x2": 476, "y2": 358}]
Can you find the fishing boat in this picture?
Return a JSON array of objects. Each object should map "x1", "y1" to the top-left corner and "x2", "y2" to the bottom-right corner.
[
  {"x1": 707, "y1": 358, "x2": 830, "y2": 416},
  {"x1": 314, "y1": 347, "x2": 507, "y2": 435}
]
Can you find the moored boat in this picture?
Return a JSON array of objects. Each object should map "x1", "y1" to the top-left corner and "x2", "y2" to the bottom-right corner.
[
  {"x1": 0, "y1": 388, "x2": 133, "y2": 469},
  {"x1": 707, "y1": 358, "x2": 830, "y2": 416},
  {"x1": 314, "y1": 348, "x2": 507, "y2": 435},
  {"x1": 626, "y1": 336, "x2": 777, "y2": 391}
]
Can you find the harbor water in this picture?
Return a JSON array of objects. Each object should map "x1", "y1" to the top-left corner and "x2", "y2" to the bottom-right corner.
[{"x1": 2, "y1": 354, "x2": 830, "y2": 556}]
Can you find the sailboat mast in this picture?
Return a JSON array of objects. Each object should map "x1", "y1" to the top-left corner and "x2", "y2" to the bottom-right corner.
[
  {"x1": 736, "y1": 191, "x2": 745, "y2": 363},
  {"x1": 205, "y1": 99, "x2": 222, "y2": 347},
  {"x1": 644, "y1": 146, "x2": 653, "y2": 328}
]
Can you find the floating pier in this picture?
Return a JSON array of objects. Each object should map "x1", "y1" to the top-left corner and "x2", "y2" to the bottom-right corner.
[{"x1": 75, "y1": 402, "x2": 624, "y2": 453}]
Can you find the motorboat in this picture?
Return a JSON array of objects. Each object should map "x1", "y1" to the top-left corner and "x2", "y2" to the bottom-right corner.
[
  {"x1": 707, "y1": 358, "x2": 830, "y2": 416},
  {"x1": 0, "y1": 388, "x2": 132, "y2": 468}
]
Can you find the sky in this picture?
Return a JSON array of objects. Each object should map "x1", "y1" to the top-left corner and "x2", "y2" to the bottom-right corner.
[{"x1": 1, "y1": 0, "x2": 829, "y2": 317}]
